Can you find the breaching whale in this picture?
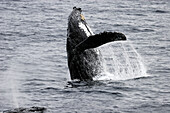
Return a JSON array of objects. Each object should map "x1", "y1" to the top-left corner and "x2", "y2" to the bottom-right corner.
[{"x1": 67, "y1": 7, "x2": 126, "y2": 81}]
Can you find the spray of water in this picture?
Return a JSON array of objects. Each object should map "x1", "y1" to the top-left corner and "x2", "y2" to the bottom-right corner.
[
  {"x1": 94, "y1": 41, "x2": 149, "y2": 81},
  {"x1": 10, "y1": 77, "x2": 19, "y2": 108},
  {"x1": 7, "y1": 68, "x2": 20, "y2": 108},
  {"x1": 1, "y1": 59, "x2": 21, "y2": 108}
]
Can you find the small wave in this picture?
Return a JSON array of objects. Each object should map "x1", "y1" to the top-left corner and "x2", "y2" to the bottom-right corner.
[
  {"x1": 134, "y1": 13, "x2": 147, "y2": 16},
  {"x1": 23, "y1": 82, "x2": 45, "y2": 86},
  {"x1": 42, "y1": 87, "x2": 60, "y2": 92},
  {"x1": 66, "y1": 80, "x2": 101, "y2": 88},
  {"x1": 26, "y1": 78, "x2": 56, "y2": 82},
  {"x1": 154, "y1": 10, "x2": 169, "y2": 13},
  {"x1": 0, "y1": 33, "x2": 13, "y2": 36},
  {"x1": 113, "y1": 24, "x2": 123, "y2": 27},
  {"x1": 129, "y1": 28, "x2": 155, "y2": 33},
  {"x1": 83, "y1": 90, "x2": 123, "y2": 96},
  {"x1": 127, "y1": 13, "x2": 147, "y2": 16},
  {"x1": 161, "y1": 104, "x2": 170, "y2": 107}
]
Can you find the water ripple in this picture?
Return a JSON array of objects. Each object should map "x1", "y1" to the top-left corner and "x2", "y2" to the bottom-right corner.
[{"x1": 0, "y1": 0, "x2": 170, "y2": 112}]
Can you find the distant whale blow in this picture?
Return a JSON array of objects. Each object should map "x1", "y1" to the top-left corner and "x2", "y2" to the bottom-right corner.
[{"x1": 67, "y1": 7, "x2": 126, "y2": 81}]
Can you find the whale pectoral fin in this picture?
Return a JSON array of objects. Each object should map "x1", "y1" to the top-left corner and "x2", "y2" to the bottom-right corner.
[{"x1": 75, "y1": 31, "x2": 126, "y2": 52}]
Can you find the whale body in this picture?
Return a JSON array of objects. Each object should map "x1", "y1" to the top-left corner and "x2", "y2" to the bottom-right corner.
[{"x1": 67, "y1": 7, "x2": 126, "y2": 81}]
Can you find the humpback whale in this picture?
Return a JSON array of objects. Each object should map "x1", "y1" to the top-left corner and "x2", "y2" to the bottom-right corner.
[{"x1": 67, "y1": 7, "x2": 126, "y2": 81}]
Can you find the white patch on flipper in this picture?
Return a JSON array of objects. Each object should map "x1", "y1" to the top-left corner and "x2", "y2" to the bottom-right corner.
[{"x1": 79, "y1": 22, "x2": 94, "y2": 37}]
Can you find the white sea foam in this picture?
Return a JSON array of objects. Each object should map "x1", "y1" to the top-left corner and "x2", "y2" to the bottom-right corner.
[{"x1": 94, "y1": 41, "x2": 150, "y2": 81}]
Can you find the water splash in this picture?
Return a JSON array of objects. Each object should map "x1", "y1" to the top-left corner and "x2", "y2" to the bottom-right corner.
[{"x1": 94, "y1": 41, "x2": 149, "y2": 80}]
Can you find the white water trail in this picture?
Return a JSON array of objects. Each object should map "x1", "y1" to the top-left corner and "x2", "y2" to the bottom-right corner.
[{"x1": 94, "y1": 41, "x2": 149, "y2": 81}]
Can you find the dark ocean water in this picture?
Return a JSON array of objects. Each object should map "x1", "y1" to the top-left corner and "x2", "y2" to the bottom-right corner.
[{"x1": 0, "y1": 0, "x2": 170, "y2": 112}]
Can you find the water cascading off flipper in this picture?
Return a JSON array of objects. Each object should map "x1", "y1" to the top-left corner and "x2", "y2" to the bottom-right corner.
[{"x1": 95, "y1": 41, "x2": 148, "y2": 80}]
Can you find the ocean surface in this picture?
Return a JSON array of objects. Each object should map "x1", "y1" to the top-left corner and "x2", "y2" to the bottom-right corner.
[{"x1": 0, "y1": 0, "x2": 170, "y2": 112}]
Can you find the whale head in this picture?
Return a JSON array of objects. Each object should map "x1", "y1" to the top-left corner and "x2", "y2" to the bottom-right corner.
[
  {"x1": 67, "y1": 7, "x2": 94, "y2": 45},
  {"x1": 68, "y1": 7, "x2": 83, "y2": 25}
]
